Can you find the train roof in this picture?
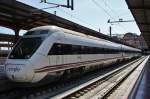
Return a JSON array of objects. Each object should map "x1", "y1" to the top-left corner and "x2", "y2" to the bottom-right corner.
[
  {"x1": 29, "y1": 26, "x2": 120, "y2": 44},
  {"x1": 28, "y1": 26, "x2": 141, "y2": 52},
  {"x1": 29, "y1": 26, "x2": 60, "y2": 33}
]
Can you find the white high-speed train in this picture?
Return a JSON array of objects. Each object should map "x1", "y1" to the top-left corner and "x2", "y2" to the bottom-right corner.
[{"x1": 5, "y1": 26, "x2": 141, "y2": 83}]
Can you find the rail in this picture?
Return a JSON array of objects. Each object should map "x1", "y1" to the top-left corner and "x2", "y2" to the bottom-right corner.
[
  {"x1": 51, "y1": 56, "x2": 146, "y2": 99},
  {"x1": 0, "y1": 56, "x2": 147, "y2": 99}
]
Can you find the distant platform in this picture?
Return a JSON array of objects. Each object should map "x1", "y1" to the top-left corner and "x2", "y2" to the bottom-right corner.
[
  {"x1": 0, "y1": 65, "x2": 5, "y2": 79},
  {"x1": 0, "y1": 57, "x2": 6, "y2": 79},
  {"x1": 0, "y1": 57, "x2": 6, "y2": 65}
]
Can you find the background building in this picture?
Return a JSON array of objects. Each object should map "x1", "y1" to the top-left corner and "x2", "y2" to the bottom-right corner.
[{"x1": 122, "y1": 33, "x2": 148, "y2": 50}]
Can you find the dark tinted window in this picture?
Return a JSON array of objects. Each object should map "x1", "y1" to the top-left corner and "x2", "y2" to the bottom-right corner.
[
  {"x1": 48, "y1": 43, "x2": 121, "y2": 55},
  {"x1": 9, "y1": 37, "x2": 43, "y2": 59},
  {"x1": 24, "y1": 30, "x2": 48, "y2": 35}
]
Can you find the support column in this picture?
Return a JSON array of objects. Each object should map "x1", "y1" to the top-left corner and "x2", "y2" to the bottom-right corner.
[
  {"x1": 109, "y1": 26, "x2": 112, "y2": 37},
  {"x1": 8, "y1": 42, "x2": 9, "y2": 50},
  {"x1": 14, "y1": 29, "x2": 20, "y2": 44}
]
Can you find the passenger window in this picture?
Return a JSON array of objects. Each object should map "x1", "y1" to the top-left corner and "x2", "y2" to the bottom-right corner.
[
  {"x1": 48, "y1": 43, "x2": 119, "y2": 55},
  {"x1": 48, "y1": 43, "x2": 62, "y2": 55},
  {"x1": 72, "y1": 45, "x2": 80, "y2": 54},
  {"x1": 62, "y1": 44, "x2": 72, "y2": 54}
]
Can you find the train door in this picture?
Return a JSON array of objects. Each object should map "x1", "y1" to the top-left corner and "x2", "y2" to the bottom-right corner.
[
  {"x1": 77, "y1": 54, "x2": 82, "y2": 62},
  {"x1": 49, "y1": 55, "x2": 63, "y2": 66},
  {"x1": 73, "y1": 45, "x2": 81, "y2": 63},
  {"x1": 49, "y1": 55, "x2": 56, "y2": 66},
  {"x1": 54, "y1": 44, "x2": 63, "y2": 65},
  {"x1": 56, "y1": 55, "x2": 63, "y2": 65},
  {"x1": 48, "y1": 43, "x2": 63, "y2": 66}
]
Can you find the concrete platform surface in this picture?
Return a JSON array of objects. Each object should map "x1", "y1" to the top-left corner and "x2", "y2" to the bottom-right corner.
[{"x1": 129, "y1": 55, "x2": 150, "y2": 99}]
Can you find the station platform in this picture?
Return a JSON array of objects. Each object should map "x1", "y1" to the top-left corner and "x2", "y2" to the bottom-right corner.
[
  {"x1": 0, "y1": 57, "x2": 6, "y2": 78},
  {"x1": 128, "y1": 55, "x2": 150, "y2": 99}
]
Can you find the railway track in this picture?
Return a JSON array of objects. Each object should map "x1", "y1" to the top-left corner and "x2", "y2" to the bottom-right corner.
[
  {"x1": 51, "y1": 56, "x2": 147, "y2": 99},
  {"x1": 0, "y1": 56, "x2": 146, "y2": 99}
]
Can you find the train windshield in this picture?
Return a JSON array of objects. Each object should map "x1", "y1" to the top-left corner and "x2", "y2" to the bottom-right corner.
[
  {"x1": 24, "y1": 30, "x2": 48, "y2": 35},
  {"x1": 9, "y1": 37, "x2": 43, "y2": 59}
]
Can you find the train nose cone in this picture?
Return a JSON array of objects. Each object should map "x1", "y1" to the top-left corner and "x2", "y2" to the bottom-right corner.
[{"x1": 5, "y1": 63, "x2": 34, "y2": 82}]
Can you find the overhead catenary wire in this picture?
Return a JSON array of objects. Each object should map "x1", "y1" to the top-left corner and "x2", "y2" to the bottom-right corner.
[
  {"x1": 92, "y1": 0, "x2": 129, "y2": 33},
  {"x1": 91, "y1": 0, "x2": 120, "y2": 34},
  {"x1": 39, "y1": 0, "x2": 124, "y2": 34},
  {"x1": 100, "y1": 0, "x2": 130, "y2": 33},
  {"x1": 92, "y1": 0, "x2": 114, "y2": 20},
  {"x1": 101, "y1": 0, "x2": 120, "y2": 19},
  {"x1": 57, "y1": 8, "x2": 98, "y2": 30},
  {"x1": 37, "y1": 2, "x2": 98, "y2": 31}
]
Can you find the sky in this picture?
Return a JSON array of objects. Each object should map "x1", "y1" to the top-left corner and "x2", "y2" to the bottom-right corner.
[{"x1": 0, "y1": 0, "x2": 141, "y2": 36}]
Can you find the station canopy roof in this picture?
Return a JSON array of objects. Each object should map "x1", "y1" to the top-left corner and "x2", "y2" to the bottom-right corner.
[
  {"x1": 0, "y1": 33, "x2": 15, "y2": 47},
  {"x1": 126, "y1": 0, "x2": 150, "y2": 49},
  {"x1": 0, "y1": 0, "x2": 135, "y2": 47},
  {"x1": 0, "y1": 33, "x2": 15, "y2": 42}
]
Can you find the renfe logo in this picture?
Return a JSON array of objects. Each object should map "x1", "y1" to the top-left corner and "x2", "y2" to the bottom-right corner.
[{"x1": 7, "y1": 67, "x2": 21, "y2": 72}]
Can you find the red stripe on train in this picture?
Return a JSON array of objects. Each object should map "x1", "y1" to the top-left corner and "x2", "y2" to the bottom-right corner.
[{"x1": 34, "y1": 57, "x2": 121, "y2": 73}]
